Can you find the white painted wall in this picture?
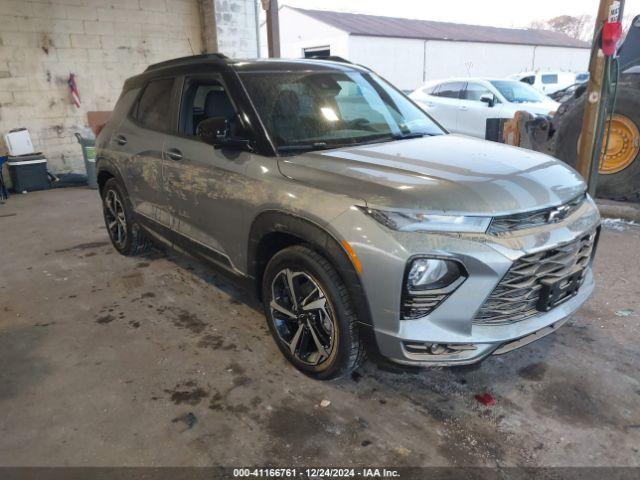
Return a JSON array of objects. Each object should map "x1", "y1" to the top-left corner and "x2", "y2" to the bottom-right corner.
[
  {"x1": 532, "y1": 46, "x2": 590, "y2": 72},
  {"x1": 276, "y1": 9, "x2": 591, "y2": 91},
  {"x1": 348, "y1": 36, "x2": 425, "y2": 91},
  {"x1": 272, "y1": 7, "x2": 349, "y2": 60},
  {"x1": 424, "y1": 40, "x2": 536, "y2": 81}
]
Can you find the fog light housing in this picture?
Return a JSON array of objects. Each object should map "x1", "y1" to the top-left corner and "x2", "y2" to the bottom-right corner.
[
  {"x1": 407, "y1": 258, "x2": 462, "y2": 291},
  {"x1": 401, "y1": 258, "x2": 466, "y2": 320}
]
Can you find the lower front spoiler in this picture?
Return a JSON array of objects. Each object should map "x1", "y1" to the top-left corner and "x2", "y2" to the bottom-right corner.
[{"x1": 380, "y1": 315, "x2": 572, "y2": 367}]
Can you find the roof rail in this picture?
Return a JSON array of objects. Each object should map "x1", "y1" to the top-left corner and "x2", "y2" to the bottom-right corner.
[
  {"x1": 304, "y1": 55, "x2": 372, "y2": 71},
  {"x1": 145, "y1": 53, "x2": 228, "y2": 72},
  {"x1": 305, "y1": 55, "x2": 353, "y2": 64}
]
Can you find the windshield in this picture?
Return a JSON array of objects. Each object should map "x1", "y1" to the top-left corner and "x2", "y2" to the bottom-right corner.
[
  {"x1": 239, "y1": 70, "x2": 444, "y2": 152},
  {"x1": 490, "y1": 80, "x2": 547, "y2": 103}
]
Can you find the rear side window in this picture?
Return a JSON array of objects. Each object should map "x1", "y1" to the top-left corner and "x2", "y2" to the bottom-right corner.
[
  {"x1": 136, "y1": 78, "x2": 174, "y2": 131},
  {"x1": 435, "y1": 82, "x2": 464, "y2": 99},
  {"x1": 541, "y1": 74, "x2": 558, "y2": 84},
  {"x1": 423, "y1": 84, "x2": 440, "y2": 95}
]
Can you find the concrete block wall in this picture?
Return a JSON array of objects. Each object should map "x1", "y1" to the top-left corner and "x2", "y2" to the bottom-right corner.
[
  {"x1": 0, "y1": 0, "x2": 204, "y2": 174},
  {"x1": 214, "y1": 0, "x2": 257, "y2": 58}
]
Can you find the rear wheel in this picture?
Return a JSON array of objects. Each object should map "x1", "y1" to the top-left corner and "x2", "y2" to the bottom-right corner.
[
  {"x1": 554, "y1": 88, "x2": 640, "y2": 201},
  {"x1": 101, "y1": 178, "x2": 151, "y2": 256},
  {"x1": 262, "y1": 245, "x2": 364, "y2": 380}
]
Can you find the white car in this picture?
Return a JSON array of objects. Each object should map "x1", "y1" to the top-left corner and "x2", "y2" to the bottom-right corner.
[
  {"x1": 409, "y1": 78, "x2": 560, "y2": 139},
  {"x1": 508, "y1": 71, "x2": 577, "y2": 95}
]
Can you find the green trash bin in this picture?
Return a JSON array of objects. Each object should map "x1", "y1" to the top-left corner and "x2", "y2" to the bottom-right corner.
[{"x1": 75, "y1": 132, "x2": 97, "y2": 189}]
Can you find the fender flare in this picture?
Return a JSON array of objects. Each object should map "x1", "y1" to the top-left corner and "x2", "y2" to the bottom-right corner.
[
  {"x1": 248, "y1": 210, "x2": 373, "y2": 327},
  {"x1": 96, "y1": 157, "x2": 126, "y2": 195}
]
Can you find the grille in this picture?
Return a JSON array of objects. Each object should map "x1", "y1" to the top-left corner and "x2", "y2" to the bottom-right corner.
[
  {"x1": 474, "y1": 231, "x2": 597, "y2": 325},
  {"x1": 488, "y1": 194, "x2": 586, "y2": 234}
]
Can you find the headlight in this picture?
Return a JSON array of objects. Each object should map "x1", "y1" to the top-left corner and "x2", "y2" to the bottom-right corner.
[
  {"x1": 358, "y1": 207, "x2": 491, "y2": 233},
  {"x1": 407, "y1": 258, "x2": 463, "y2": 291}
]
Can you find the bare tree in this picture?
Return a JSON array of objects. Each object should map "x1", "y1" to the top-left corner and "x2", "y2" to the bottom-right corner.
[{"x1": 529, "y1": 15, "x2": 593, "y2": 41}]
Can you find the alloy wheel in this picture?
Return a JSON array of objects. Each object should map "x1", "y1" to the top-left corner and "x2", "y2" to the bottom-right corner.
[
  {"x1": 104, "y1": 189, "x2": 127, "y2": 248},
  {"x1": 270, "y1": 268, "x2": 336, "y2": 366}
]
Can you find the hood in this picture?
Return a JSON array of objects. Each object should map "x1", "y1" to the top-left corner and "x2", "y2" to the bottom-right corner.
[
  {"x1": 513, "y1": 100, "x2": 560, "y2": 114},
  {"x1": 277, "y1": 135, "x2": 586, "y2": 215}
]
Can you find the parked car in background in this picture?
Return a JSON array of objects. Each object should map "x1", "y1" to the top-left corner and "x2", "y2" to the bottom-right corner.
[
  {"x1": 548, "y1": 83, "x2": 588, "y2": 103},
  {"x1": 409, "y1": 78, "x2": 559, "y2": 138},
  {"x1": 509, "y1": 71, "x2": 577, "y2": 95},
  {"x1": 97, "y1": 55, "x2": 599, "y2": 379}
]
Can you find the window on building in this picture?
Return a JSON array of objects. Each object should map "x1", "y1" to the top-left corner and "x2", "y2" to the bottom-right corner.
[
  {"x1": 136, "y1": 78, "x2": 175, "y2": 132},
  {"x1": 303, "y1": 46, "x2": 331, "y2": 58}
]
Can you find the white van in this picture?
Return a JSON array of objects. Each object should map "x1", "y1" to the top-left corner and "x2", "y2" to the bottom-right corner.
[{"x1": 508, "y1": 71, "x2": 577, "y2": 95}]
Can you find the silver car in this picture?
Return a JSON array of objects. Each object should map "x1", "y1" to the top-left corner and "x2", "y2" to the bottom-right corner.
[{"x1": 96, "y1": 55, "x2": 600, "y2": 379}]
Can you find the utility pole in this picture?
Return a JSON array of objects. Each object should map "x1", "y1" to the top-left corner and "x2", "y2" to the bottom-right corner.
[
  {"x1": 576, "y1": 0, "x2": 624, "y2": 195},
  {"x1": 261, "y1": 0, "x2": 281, "y2": 58}
]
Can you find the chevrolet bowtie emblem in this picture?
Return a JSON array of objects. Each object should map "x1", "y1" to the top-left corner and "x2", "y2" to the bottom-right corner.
[{"x1": 548, "y1": 205, "x2": 571, "y2": 223}]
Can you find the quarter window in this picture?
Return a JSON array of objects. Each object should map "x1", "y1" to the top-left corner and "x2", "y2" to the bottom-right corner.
[
  {"x1": 136, "y1": 78, "x2": 174, "y2": 131},
  {"x1": 541, "y1": 74, "x2": 559, "y2": 84}
]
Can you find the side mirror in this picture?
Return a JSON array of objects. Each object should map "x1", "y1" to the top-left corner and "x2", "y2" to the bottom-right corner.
[
  {"x1": 196, "y1": 117, "x2": 230, "y2": 145},
  {"x1": 196, "y1": 117, "x2": 252, "y2": 151},
  {"x1": 480, "y1": 94, "x2": 495, "y2": 107}
]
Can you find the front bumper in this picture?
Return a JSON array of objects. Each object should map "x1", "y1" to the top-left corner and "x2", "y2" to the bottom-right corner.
[
  {"x1": 332, "y1": 196, "x2": 600, "y2": 366},
  {"x1": 374, "y1": 268, "x2": 593, "y2": 366}
]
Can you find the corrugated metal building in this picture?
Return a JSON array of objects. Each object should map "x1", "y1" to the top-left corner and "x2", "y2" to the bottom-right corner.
[{"x1": 274, "y1": 7, "x2": 591, "y2": 90}]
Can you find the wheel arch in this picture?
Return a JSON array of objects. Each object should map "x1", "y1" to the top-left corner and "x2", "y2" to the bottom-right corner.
[
  {"x1": 96, "y1": 159, "x2": 126, "y2": 196},
  {"x1": 248, "y1": 210, "x2": 373, "y2": 327}
]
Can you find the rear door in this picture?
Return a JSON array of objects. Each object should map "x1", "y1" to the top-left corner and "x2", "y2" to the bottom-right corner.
[
  {"x1": 112, "y1": 77, "x2": 177, "y2": 229},
  {"x1": 424, "y1": 81, "x2": 465, "y2": 132},
  {"x1": 457, "y1": 81, "x2": 504, "y2": 138},
  {"x1": 161, "y1": 73, "x2": 250, "y2": 269}
]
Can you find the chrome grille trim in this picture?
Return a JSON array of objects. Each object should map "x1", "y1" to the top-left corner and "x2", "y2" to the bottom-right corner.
[
  {"x1": 473, "y1": 230, "x2": 597, "y2": 325},
  {"x1": 488, "y1": 194, "x2": 586, "y2": 234}
]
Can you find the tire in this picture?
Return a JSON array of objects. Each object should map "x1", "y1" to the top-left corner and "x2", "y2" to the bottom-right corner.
[
  {"x1": 101, "y1": 178, "x2": 151, "y2": 256},
  {"x1": 554, "y1": 88, "x2": 640, "y2": 202},
  {"x1": 262, "y1": 245, "x2": 365, "y2": 380}
]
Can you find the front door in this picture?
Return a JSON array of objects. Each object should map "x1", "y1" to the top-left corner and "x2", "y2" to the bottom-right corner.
[
  {"x1": 162, "y1": 75, "x2": 249, "y2": 270},
  {"x1": 456, "y1": 82, "x2": 504, "y2": 138}
]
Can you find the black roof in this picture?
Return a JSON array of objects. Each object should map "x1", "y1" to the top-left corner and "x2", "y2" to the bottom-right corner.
[{"x1": 288, "y1": 7, "x2": 590, "y2": 49}]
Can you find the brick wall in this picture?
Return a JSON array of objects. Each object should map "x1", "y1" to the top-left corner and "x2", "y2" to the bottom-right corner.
[{"x1": 0, "y1": 0, "x2": 204, "y2": 173}]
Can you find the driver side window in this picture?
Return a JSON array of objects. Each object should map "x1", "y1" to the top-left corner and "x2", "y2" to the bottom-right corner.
[{"x1": 179, "y1": 79, "x2": 237, "y2": 137}]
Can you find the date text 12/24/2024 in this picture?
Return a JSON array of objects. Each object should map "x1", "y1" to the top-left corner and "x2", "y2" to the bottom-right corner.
[{"x1": 233, "y1": 468, "x2": 401, "y2": 478}]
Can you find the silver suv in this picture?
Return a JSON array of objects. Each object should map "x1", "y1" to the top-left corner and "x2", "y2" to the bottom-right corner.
[{"x1": 96, "y1": 55, "x2": 600, "y2": 379}]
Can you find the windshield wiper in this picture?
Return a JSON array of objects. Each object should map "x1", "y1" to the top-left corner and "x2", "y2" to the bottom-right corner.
[
  {"x1": 392, "y1": 132, "x2": 428, "y2": 140},
  {"x1": 277, "y1": 142, "x2": 330, "y2": 153}
]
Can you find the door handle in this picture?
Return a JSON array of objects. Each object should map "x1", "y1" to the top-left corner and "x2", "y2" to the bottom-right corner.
[
  {"x1": 459, "y1": 106, "x2": 468, "y2": 111},
  {"x1": 166, "y1": 148, "x2": 183, "y2": 161},
  {"x1": 114, "y1": 134, "x2": 127, "y2": 145}
]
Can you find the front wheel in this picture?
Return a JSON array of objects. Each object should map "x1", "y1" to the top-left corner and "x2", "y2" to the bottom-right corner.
[{"x1": 262, "y1": 245, "x2": 365, "y2": 380}]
